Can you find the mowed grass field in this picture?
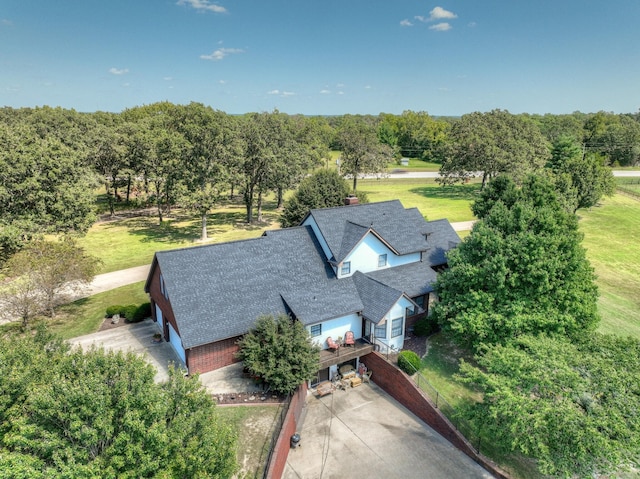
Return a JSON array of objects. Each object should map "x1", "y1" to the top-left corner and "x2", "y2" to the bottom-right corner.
[{"x1": 579, "y1": 194, "x2": 640, "y2": 338}]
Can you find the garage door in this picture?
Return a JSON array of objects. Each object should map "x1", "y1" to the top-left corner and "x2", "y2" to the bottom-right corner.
[{"x1": 167, "y1": 322, "x2": 186, "y2": 365}]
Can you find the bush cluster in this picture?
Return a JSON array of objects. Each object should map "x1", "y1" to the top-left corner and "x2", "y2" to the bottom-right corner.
[
  {"x1": 397, "y1": 350, "x2": 421, "y2": 375},
  {"x1": 105, "y1": 302, "x2": 151, "y2": 323},
  {"x1": 414, "y1": 315, "x2": 440, "y2": 337}
]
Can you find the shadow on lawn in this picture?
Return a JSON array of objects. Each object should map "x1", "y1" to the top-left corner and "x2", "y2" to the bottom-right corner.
[
  {"x1": 109, "y1": 209, "x2": 282, "y2": 244},
  {"x1": 409, "y1": 183, "x2": 481, "y2": 201}
]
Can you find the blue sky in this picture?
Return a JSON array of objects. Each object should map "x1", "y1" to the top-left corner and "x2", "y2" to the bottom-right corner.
[{"x1": 1, "y1": 1, "x2": 639, "y2": 115}]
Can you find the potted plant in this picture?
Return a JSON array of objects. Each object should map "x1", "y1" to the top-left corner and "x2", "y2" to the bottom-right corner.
[{"x1": 152, "y1": 333, "x2": 162, "y2": 343}]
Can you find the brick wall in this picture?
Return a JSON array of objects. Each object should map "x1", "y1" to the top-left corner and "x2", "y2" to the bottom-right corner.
[
  {"x1": 362, "y1": 352, "x2": 511, "y2": 479},
  {"x1": 188, "y1": 336, "x2": 242, "y2": 374},
  {"x1": 266, "y1": 383, "x2": 307, "y2": 479}
]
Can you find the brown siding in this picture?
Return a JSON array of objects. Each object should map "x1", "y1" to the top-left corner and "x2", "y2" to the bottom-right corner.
[
  {"x1": 188, "y1": 336, "x2": 242, "y2": 374},
  {"x1": 147, "y1": 263, "x2": 179, "y2": 338},
  {"x1": 362, "y1": 352, "x2": 511, "y2": 479}
]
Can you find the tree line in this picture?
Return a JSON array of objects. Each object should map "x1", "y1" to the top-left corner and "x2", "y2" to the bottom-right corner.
[{"x1": 1, "y1": 104, "x2": 637, "y2": 263}]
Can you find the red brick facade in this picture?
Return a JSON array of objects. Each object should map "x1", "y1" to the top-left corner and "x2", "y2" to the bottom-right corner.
[
  {"x1": 188, "y1": 336, "x2": 242, "y2": 374},
  {"x1": 148, "y1": 262, "x2": 243, "y2": 374}
]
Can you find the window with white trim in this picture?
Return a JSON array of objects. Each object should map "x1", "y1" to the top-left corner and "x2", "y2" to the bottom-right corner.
[
  {"x1": 391, "y1": 317, "x2": 403, "y2": 338},
  {"x1": 378, "y1": 254, "x2": 387, "y2": 267},
  {"x1": 310, "y1": 324, "x2": 322, "y2": 337},
  {"x1": 374, "y1": 322, "x2": 386, "y2": 339},
  {"x1": 341, "y1": 261, "x2": 351, "y2": 275}
]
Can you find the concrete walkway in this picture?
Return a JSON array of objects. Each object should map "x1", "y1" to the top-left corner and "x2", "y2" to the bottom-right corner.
[
  {"x1": 84, "y1": 264, "x2": 151, "y2": 297},
  {"x1": 284, "y1": 383, "x2": 492, "y2": 479}
]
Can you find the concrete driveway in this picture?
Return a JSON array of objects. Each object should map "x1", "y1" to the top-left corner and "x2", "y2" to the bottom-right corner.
[
  {"x1": 284, "y1": 383, "x2": 492, "y2": 479},
  {"x1": 69, "y1": 319, "x2": 182, "y2": 383}
]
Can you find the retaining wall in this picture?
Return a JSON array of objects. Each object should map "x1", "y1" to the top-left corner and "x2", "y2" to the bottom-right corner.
[{"x1": 362, "y1": 351, "x2": 511, "y2": 479}]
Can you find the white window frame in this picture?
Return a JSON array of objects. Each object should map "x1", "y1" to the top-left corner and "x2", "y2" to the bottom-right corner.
[
  {"x1": 374, "y1": 322, "x2": 386, "y2": 339},
  {"x1": 391, "y1": 317, "x2": 403, "y2": 338},
  {"x1": 341, "y1": 261, "x2": 351, "y2": 275},
  {"x1": 310, "y1": 324, "x2": 322, "y2": 337}
]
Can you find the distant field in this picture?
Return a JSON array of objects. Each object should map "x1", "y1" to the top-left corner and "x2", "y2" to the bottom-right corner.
[
  {"x1": 579, "y1": 194, "x2": 640, "y2": 338},
  {"x1": 617, "y1": 177, "x2": 640, "y2": 196}
]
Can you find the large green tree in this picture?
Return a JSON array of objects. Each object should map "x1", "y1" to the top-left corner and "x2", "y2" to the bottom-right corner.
[
  {"x1": 237, "y1": 315, "x2": 320, "y2": 395},
  {"x1": 439, "y1": 110, "x2": 550, "y2": 188},
  {"x1": 336, "y1": 116, "x2": 393, "y2": 191},
  {"x1": 458, "y1": 334, "x2": 640, "y2": 477},
  {"x1": 280, "y1": 169, "x2": 352, "y2": 227},
  {"x1": 549, "y1": 136, "x2": 616, "y2": 212},
  {"x1": 434, "y1": 175, "x2": 599, "y2": 351},
  {"x1": 0, "y1": 328, "x2": 237, "y2": 478},
  {"x1": 0, "y1": 122, "x2": 97, "y2": 236},
  {"x1": 174, "y1": 103, "x2": 240, "y2": 241}
]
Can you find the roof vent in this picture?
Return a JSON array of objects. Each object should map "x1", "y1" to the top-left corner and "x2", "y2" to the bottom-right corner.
[{"x1": 344, "y1": 195, "x2": 359, "y2": 206}]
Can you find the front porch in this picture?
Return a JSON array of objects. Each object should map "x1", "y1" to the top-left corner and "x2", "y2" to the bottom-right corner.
[{"x1": 318, "y1": 338, "x2": 374, "y2": 370}]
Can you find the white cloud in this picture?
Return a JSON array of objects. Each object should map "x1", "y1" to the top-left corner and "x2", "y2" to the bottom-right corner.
[
  {"x1": 163, "y1": 76, "x2": 173, "y2": 81},
  {"x1": 430, "y1": 22, "x2": 452, "y2": 31},
  {"x1": 468, "y1": 21, "x2": 477, "y2": 27},
  {"x1": 336, "y1": 83, "x2": 345, "y2": 88},
  {"x1": 109, "y1": 67, "x2": 129, "y2": 75},
  {"x1": 337, "y1": 91, "x2": 345, "y2": 95},
  {"x1": 219, "y1": 79, "x2": 226, "y2": 84},
  {"x1": 429, "y1": 6, "x2": 457, "y2": 20},
  {"x1": 268, "y1": 89, "x2": 295, "y2": 97},
  {"x1": 320, "y1": 89, "x2": 331, "y2": 94},
  {"x1": 364, "y1": 85, "x2": 371, "y2": 89},
  {"x1": 177, "y1": 0, "x2": 226, "y2": 13},
  {"x1": 400, "y1": 19, "x2": 413, "y2": 27},
  {"x1": 200, "y1": 47, "x2": 244, "y2": 61},
  {"x1": 414, "y1": 15, "x2": 427, "y2": 23}
]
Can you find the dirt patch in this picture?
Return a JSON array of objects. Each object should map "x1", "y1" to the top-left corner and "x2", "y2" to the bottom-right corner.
[
  {"x1": 98, "y1": 316, "x2": 136, "y2": 332},
  {"x1": 214, "y1": 391, "x2": 288, "y2": 406}
]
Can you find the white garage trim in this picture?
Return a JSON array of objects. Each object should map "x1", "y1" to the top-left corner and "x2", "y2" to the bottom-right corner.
[
  {"x1": 155, "y1": 304, "x2": 164, "y2": 331},
  {"x1": 167, "y1": 322, "x2": 186, "y2": 365}
]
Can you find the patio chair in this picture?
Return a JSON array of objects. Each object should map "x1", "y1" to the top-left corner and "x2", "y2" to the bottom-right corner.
[
  {"x1": 344, "y1": 331, "x2": 355, "y2": 347},
  {"x1": 362, "y1": 370, "x2": 373, "y2": 383},
  {"x1": 326, "y1": 336, "x2": 340, "y2": 352}
]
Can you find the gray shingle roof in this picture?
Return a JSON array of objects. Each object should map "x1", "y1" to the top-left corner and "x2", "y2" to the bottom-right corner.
[
  {"x1": 154, "y1": 226, "x2": 342, "y2": 349},
  {"x1": 352, "y1": 272, "x2": 405, "y2": 324},
  {"x1": 148, "y1": 201, "x2": 460, "y2": 350},
  {"x1": 307, "y1": 200, "x2": 431, "y2": 263}
]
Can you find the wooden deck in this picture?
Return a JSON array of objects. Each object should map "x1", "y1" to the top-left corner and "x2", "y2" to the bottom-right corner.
[{"x1": 318, "y1": 338, "x2": 374, "y2": 370}]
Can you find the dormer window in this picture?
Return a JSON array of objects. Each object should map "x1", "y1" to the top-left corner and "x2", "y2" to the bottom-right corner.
[
  {"x1": 378, "y1": 254, "x2": 387, "y2": 267},
  {"x1": 341, "y1": 261, "x2": 351, "y2": 275}
]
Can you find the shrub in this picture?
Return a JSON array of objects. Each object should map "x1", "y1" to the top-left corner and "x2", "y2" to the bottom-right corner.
[
  {"x1": 122, "y1": 304, "x2": 138, "y2": 321},
  {"x1": 105, "y1": 305, "x2": 124, "y2": 318},
  {"x1": 397, "y1": 350, "x2": 421, "y2": 375},
  {"x1": 414, "y1": 315, "x2": 439, "y2": 337},
  {"x1": 131, "y1": 302, "x2": 152, "y2": 323}
]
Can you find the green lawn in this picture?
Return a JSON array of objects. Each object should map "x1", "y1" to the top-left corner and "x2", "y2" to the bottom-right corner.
[
  {"x1": 49, "y1": 281, "x2": 149, "y2": 339},
  {"x1": 579, "y1": 194, "x2": 640, "y2": 339},
  {"x1": 358, "y1": 177, "x2": 479, "y2": 222},
  {"x1": 79, "y1": 201, "x2": 281, "y2": 274},
  {"x1": 216, "y1": 405, "x2": 282, "y2": 479}
]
